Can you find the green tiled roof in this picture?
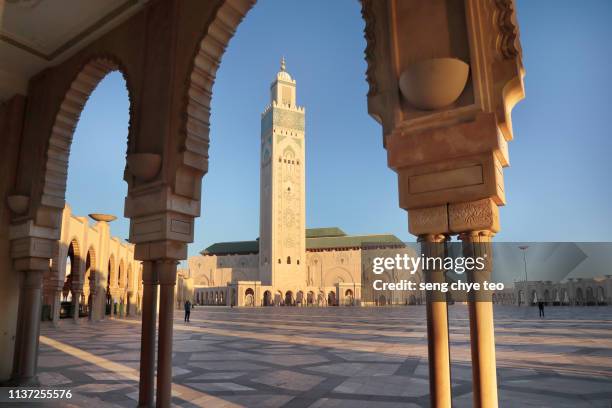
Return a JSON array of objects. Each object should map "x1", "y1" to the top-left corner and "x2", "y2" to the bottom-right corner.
[
  {"x1": 202, "y1": 228, "x2": 404, "y2": 256},
  {"x1": 306, "y1": 234, "x2": 404, "y2": 250},
  {"x1": 305, "y1": 227, "x2": 346, "y2": 238},
  {"x1": 202, "y1": 240, "x2": 259, "y2": 255}
]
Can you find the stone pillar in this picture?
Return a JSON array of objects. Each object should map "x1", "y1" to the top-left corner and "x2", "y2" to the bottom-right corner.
[
  {"x1": 110, "y1": 291, "x2": 116, "y2": 318},
  {"x1": 71, "y1": 288, "x2": 82, "y2": 323},
  {"x1": 138, "y1": 260, "x2": 157, "y2": 407},
  {"x1": 88, "y1": 289, "x2": 96, "y2": 321},
  {"x1": 419, "y1": 233, "x2": 452, "y2": 408},
  {"x1": 156, "y1": 260, "x2": 178, "y2": 407},
  {"x1": 460, "y1": 230, "x2": 498, "y2": 408},
  {"x1": 51, "y1": 288, "x2": 62, "y2": 325},
  {"x1": 12, "y1": 269, "x2": 44, "y2": 384}
]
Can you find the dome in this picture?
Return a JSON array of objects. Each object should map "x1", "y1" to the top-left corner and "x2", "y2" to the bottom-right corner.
[{"x1": 276, "y1": 56, "x2": 292, "y2": 81}]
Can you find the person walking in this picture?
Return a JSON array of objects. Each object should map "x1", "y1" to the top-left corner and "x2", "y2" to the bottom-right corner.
[
  {"x1": 184, "y1": 300, "x2": 191, "y2": 322},
  {"x1": 538, "y1": 300, "x2": 545, "y2": 318}
]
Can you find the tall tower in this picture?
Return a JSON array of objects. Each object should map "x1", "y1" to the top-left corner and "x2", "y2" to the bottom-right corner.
[{"x1": 259, "y1": 58, "x2": 306, "y2": 288}]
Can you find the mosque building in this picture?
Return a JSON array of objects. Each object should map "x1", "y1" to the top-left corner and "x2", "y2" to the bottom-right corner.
[{"x1": 187, "y1": 60, "x2": 418, "y2": 307}]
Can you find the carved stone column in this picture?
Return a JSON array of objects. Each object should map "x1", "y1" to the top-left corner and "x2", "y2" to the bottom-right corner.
[
  {"x1": 88, "y1": 275, "x2": 96, "y2": 321},
  {"x1": 71, "y1": 286, "x2": 82, "y2": 323},
  {"x1": 11, "y1": 266, "x2": 45, "y2": 384},
  {"x1": 419, "y1": 233, "x2": 452, "y2": 408},
  {"x1": 9, "y1": 219, "x2": 59, "y2": 385},
  {"x1": 51, "y1": 287, "x2": 62, "y2": 325},
  {"x1": 452, "y1": 199, "x2": 499, "y2": 408},
  {"x1": 156, "y1": 259, "x2": 178, "y2": 407},
  {"x1": 138, "y1": 260, "x2": 157, "y2": 407},
  {"x1": 460, "y1": 230, "x2": 497, "y2": 408}
]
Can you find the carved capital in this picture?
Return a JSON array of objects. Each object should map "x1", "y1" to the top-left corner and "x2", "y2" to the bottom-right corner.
[
  {"x1": 134, "y1": 240, "x2": 187, "y2": 262},
  {"x1": 408, "y1": 206, "x2": 449, "y2": 236},
  {"x1": 448, "y1": 198, "x2": 499, "y2": 234}
]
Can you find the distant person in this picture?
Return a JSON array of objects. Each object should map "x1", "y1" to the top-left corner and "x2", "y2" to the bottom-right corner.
[
  {"x1": 538, "y1": 301, "x2": 545, "y2": 318},
  {"x1": 184, "y1": 300, "x2": 191, "y2": 322}
]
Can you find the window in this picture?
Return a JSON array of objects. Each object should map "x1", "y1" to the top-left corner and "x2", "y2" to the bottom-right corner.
[
  {"x1": 297, "y1": 260, "x2": 300, "y2": 265},
  {"x1": 278, "y1": 259, "x2": 281, "y2": 264},
  {"x1": 287, "y1": 256, "x2": 291, "y2": 264}
]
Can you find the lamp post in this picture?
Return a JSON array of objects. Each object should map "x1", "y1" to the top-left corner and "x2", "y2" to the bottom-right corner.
[{"x1": 518, "y1": 245, "x2": 529, "y2": 306}]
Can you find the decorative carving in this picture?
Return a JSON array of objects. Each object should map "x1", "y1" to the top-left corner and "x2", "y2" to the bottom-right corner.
[
  {"x1": 182, "y1": 0, "x2": 255, "y2": 173},
  {"x1": 448, "y1": 198, "x2": 499, "y2": 233},
  {"x1": 361, "y1": 0, "x2": 377, "y2": 97},
  {"x1": 494, "y1": 0, "x2": 522, "y2": 60},
  {"x1": 408, "y1": 205, "x2": 449, "y2": 236}
]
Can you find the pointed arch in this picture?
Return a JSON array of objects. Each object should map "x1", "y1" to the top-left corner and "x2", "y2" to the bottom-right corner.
[
  {"x1": 127, "y1": 264, "x2": 133, "y2": 292},
  {"x1": 66, "y1": 238, "x2": 82, "y2": 285},
  {"x1": 118, "y1": 259, "x2": 126, "y2": 289},
  {"x1": 41, "y1": 56, "x2": 135, "y2": 210},
  {"x1": 107, "y1": 254, "x2": 116, "y2": 289},
  {"x1": 180, "y1": 0, "x2": 255, "y2": 173},
  {"x1": 323, "y1": 266, "x2": 354, "y2": 287}
]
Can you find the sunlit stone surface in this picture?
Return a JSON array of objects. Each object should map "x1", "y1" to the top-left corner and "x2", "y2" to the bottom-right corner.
[{"x1": 36, "y1": 305, "x2": 612, "y2": 407}]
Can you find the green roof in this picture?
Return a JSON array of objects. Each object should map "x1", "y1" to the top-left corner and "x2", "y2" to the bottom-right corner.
[
  {"x1": 305, "y1": 227, "x2": 346, "y2": 238},
  {"x1": 306, "y1": 234, "x2": 404, "y2": 250},
  {"x1": 202, "y1": 240, "x2": 259, "y2": 255},
  {"x1": 202, "y1": 228, "x2": 404, "y2": 256}
]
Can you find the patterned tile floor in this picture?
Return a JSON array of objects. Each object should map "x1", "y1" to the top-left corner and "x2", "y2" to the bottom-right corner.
[{"x1": 17, "y1": 305, "x2": 612, "y2": 407}]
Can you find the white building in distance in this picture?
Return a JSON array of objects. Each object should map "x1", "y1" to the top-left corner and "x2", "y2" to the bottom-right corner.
[{"x1": 187, "y1": 60, "x2": 418, "y2": 307}]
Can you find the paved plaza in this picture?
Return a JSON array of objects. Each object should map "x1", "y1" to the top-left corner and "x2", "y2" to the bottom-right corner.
[{"x1": 25, "y1": 305, "x2": 612, "y2": 407}]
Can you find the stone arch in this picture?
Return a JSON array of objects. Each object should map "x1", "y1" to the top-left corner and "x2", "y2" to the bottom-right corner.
[
  {"x1": 40, "y1": 56, "x2": 135, "y2": 211},
  {"x1": 263, "y1": 290, "x2": 272, "y2": 306},
  {"x1": 285, "y1": 291, "x2": 294, "y2": 306},
  {"x1": 323, "y1": 266, "x2": 354, "y2": 287},
  {"x1": 126, "y1": 264, "x2": 133, "y2": 292},
  {"x1": 63, "y1": 239, "x2": 81, "y2": 302},
  {"x1": 181, "y1": 0, "x2": 375, "y2": 177},
  {"x1": 518, "y1": 290, "x2": 524, "y2": 305},
  {"x1": 575, "y1": 288, "x2": 584, "y2": 305},
  {"x1": 65, "y1": 237, "x2": 82, "y2": 281},
  {"x1": 245, "y1": 288, "x2": 254, "y2": 306},
  {"x1": 328, "y1": 291, "x2": 336, "y2": 306},
  {"x1": 275, "y1": 290, "x2": 282, "y2": 305},
  {"x1": 107, "y1": 254, "x2": 117, "y2": 288},
  {"x1": 586, "y1": 287, "x2": 595, "y2": 305},
  {"x1": 118, "y1": 259, "x2": 126, "y2": 289},
  {"x1": 345, "y1": 289, "x2": 354, "y2": 306},
  {"x1": 181, "y1": 0, "x2": 254, "y2": 175},
  {"x1": 596, "y1": 286, "x2": 605, "y2": 304}
]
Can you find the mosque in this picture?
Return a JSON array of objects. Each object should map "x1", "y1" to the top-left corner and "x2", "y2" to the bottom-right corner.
[{"x1": 187, "y1": 60, "x2": 419, "y2": 307}]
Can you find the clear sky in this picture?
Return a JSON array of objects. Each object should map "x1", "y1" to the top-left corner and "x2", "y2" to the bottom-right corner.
[{"x1": 66, "y1": 0, "x2": 612, "y2": 261}]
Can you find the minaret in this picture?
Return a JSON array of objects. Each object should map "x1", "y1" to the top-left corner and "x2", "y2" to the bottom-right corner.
[{"x1": 259, "y1": 58, "x2": 306, "y2": 288}]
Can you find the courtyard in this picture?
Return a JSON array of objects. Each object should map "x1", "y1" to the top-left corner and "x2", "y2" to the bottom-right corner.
[{"x1": 20, "y1": 305, "x2": 612, "y2": 407}]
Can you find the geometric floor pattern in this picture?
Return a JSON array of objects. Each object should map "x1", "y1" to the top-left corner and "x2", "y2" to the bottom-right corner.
[{"x1": 21, "y1": 305, "x2": 612, "y2": 407}]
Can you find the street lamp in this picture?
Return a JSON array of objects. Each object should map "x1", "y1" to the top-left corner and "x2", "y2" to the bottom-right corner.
[{"x1": 518, "y1": 245, "x2": 529, "y2": 306}]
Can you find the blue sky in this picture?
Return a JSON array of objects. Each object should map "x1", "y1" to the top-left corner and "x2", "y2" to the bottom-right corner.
[{"x1": 66, "y1": 0, "x2": 612, "y2": 260}]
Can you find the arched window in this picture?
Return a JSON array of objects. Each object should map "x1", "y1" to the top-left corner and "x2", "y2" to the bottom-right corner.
[
  {"x1": 278, "y1": 258, "x2": 281, "y2": 264},
  {"x1": 297, "y1": 260, "x2": 300, "y2": 265},
  {"x1": 287, "y1": 256, "x2": 291, "y2": 264}
]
